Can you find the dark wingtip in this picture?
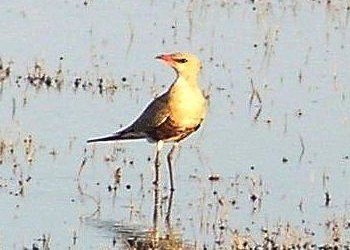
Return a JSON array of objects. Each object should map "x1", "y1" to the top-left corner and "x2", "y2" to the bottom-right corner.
[
  {"x1": 86, "y1": 138, "x2": 95, "y2": 143},
  {"x1": 86, "y1": 135, "x2": 116, "y2": 144}
]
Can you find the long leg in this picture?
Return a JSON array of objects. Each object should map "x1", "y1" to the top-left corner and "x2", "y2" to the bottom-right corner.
[
  {"x1": 165, "y1": 188, "x2": 174, "y2": 227},
  {"x1": 152, "y1": 178, "x2": 160, "y2": 247},
  {"x1": 167, "y1": 142, "x2": 179, "y2": 191},
  {"x1": 153, "y1": 141, "x2": 163, "y2": 186},
  {"x1": 153, "y1": 141, "x2": 163, "y2": 229}
]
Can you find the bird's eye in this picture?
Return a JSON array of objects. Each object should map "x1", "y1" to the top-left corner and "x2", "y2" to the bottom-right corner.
[{"x1": 174, "y1": 58, "x2": 188, "y2": 63}]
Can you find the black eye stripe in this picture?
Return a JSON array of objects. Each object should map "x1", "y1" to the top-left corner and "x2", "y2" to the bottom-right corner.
[{"x1": 174, "y1": 58, "x2": 188, "y2": 63}]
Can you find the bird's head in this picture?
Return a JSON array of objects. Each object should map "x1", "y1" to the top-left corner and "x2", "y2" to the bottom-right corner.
[{"x1": 155, "y1": 52, "x2": 201, "y2": 80}]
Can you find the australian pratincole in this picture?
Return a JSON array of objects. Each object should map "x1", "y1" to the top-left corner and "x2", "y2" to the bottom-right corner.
[{"x1": 87, "y1": 52, "x2": 207, "y2": 191}]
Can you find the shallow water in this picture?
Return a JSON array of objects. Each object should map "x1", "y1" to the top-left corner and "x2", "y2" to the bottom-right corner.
[{"x1": 1, "y1": 1, "x2": 350, "y2": 249}]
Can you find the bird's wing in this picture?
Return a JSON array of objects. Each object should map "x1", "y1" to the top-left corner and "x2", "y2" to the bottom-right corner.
[
  {"x1": 90, "y1": 93, "x2": 170, "y2": 142},
  {"x1": 131, "y1": 92, "x2": 170, "y2": 132}
]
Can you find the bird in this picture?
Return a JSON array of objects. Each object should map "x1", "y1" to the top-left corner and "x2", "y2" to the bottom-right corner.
[{"x1": 87, "y1": 52, "x2": 207, "y2": 191}]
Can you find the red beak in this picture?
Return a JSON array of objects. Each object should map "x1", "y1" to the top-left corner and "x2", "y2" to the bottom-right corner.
[{"x1": 155, "y1": 54, "x2": 174, "y2": 63}]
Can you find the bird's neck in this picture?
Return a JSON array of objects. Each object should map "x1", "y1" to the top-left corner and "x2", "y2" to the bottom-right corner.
[{"x1": 175, "y1": 72, "x2": 198, "y2": 88}]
